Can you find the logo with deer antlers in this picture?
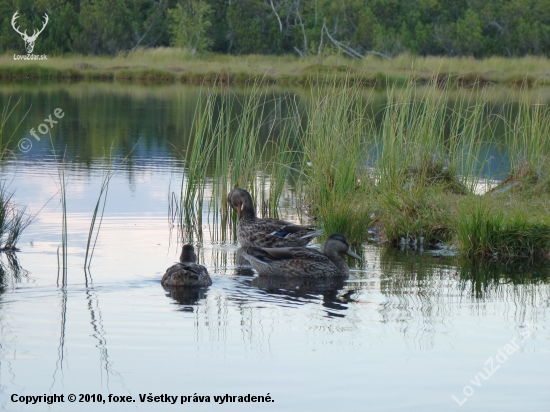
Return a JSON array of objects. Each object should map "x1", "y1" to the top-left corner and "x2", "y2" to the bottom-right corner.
[{"x1": 11, "y1": 11, "x2": 49, "y2": 54}]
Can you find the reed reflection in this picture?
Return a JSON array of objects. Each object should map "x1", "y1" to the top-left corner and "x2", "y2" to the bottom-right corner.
[
  {"x1": 0, "y1": 252, "x2": 28, "y2": 288},
  {"x1": 378, "y1": 248, "x2": 550, "y2": 336}
]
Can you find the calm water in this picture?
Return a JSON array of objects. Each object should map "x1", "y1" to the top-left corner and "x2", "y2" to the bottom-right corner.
[{"x1": 0, "y1": 83, "x2": 548, "y2": 412}]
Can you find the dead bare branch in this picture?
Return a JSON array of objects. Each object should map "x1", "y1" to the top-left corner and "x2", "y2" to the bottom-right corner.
[{"x1": 270, "y1": 0, "x2": 283, "y2": 33}]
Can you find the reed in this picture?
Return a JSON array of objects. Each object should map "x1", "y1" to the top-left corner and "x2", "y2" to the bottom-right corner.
[
  {"x1": 295, "y1": 79, "x2": 373, "y2": 244},
  {"x1": 175, "y1": 82, "x2": 300, "y2": 245},
  {"x1": 84, "y1": 144, "x2": 137, "y2": 272},
  {"x1": 456, "y1": 198, "x2": 550, "y2": 259},
  {"x1": 0, "y1": 182, "x2": 35, "y2": 251},
  {"x1": 502, "y1": 90, "x2": 550, "y2": 184},
  {"x1": 373, "y1": 78, "x2": 490, "y2": 193},
  {"x1": 163, "y1": 76, "x2": 550, "y2": 259},
  {"x1": 50, "y1": 141, "x2": 68, "y2": 285},
  {"x1": 4, "y1": 205, "x2": 34, "y2": 249}
]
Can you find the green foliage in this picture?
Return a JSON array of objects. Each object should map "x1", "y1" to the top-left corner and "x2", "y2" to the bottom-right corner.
[
  {"x1": 457, "y1": 199, "x2": 550, "y2": 259},
  {"x1": 226, "y1": 0, "x2": 283, "y2": 54},
  {"x1": 376, "y1": 187, "x2": 454, "y2": 245},
  {"x1": 168, "y1": 0, "x2": 213, "y2": 54},
  {"x1": 74, "y1": 0, "x2": 133, "y2": 55},
  {"x1": 0, "y1": 0, "x2": 549, "y2": 56}
]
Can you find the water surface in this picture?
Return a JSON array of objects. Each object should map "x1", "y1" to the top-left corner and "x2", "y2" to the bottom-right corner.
[{"x1": 0, "y1": 83, "x2": 548, "y2": 412}]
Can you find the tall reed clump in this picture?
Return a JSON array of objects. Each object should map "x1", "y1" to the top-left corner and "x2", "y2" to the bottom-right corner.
[
  {"x1": 177, "y1": 88, "x2": 219, "y2": 243},
  {"x1": 457, "y1": 199, "x2": 550, "y2": 259},
  {"x1": 299, "y1": 80, "x2": 373, "y2": 243},
  {"x1": 501, "y1": 90, "x2": 550, "y2": 191},
  {"x1": 373, "y1": 78, "x2": 492, "y2": 244},
  {"x1": 176, "y1": 82, "x2": 298, "y2": 244},
  {"x1": 375, "y1": 79, "x2": 489, "y2": 193}
]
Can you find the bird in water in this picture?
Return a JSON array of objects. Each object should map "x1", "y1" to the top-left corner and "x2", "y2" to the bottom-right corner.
[
  {"x1": 241, "y1": 233, "x2": 361, "y2": 277},
  {"x1": 227, "y1": 188, "x2": 322, "y2": 247},
  {"x1": 161, "y1": 244, "x2": 212, "y2": 287}
]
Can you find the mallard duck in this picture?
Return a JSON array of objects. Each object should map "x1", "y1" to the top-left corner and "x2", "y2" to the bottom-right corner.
[
  {"x1": 227, "y1": 188, "x2": 322, "y2": 247},
  {"x1": 241, "y1": 233, "x2": 361, "y2": 277},
  {"x1": 161, "y1": 244, "x2": 212, "y2": 287}
]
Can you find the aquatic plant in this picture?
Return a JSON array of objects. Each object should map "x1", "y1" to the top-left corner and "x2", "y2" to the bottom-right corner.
[
  {"x1": 0, "y1": 183, "x2": 35, "y2": 251},
  {"x1": 84, "y1": 145, "x2": 137, "y2": 272},
  {"x1": 501, "y1": 90, "x2": 550, "y2": 187},
  {"x1": 166, "y1": 76, "x2": 550, "y2": 260},
  {"x1": 456, "y1": 199, "x2": 550, "y2": 259},
  {"x1": 174, "y1": 81, "x2": 299, "y2": 245}
]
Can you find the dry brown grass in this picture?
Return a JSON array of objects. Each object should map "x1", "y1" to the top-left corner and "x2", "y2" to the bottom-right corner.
[{"x1": 2, "y1": 48, "x2": 550, "y2": 86}]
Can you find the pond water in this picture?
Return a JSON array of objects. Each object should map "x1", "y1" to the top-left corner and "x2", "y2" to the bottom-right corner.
[{"x1": 0, "y1": 83, "x2": 548, "y2": 412}]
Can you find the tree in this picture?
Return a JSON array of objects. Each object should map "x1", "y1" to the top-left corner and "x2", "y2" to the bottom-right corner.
[
  {"x1": 74, "y1": 0, "x2": 133, "y2": 55},
  {"x1": 168, "y1": 0, "x2": 212, "y2": 54}
]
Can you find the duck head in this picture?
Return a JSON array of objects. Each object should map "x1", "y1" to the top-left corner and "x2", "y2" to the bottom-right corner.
[
  {"x1": 324, "y1": 234, "x2": 361, "y2": 260},
  {"x1": 180, "y1": 244, "x2": 197, "y2": 263},
  {"x1": 227, "y1": 188, "x2": 256, "y2": 219}
]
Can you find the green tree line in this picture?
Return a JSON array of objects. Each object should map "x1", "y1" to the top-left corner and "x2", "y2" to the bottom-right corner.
[{"x1": 0, "y1": 0, "x2": 549, "y2": 57}]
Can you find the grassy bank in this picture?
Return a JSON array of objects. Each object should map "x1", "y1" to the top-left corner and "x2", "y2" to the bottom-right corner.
[
  {"x1": 302, "y1": 79, "x2": 550, "y2": 260},
  {"x1": 173, "y1": 77, "x2": 550, "y2": 261},
  {"x1": 2, "y1": 48, "x2": 550, "y2": 87}
]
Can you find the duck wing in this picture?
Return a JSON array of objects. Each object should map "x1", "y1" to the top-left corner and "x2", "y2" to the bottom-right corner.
[
  {"x1": 257, "y1": 218, "x2": 318, "y2": 237},
  {"x1": 242, "y1": 246, "x2": 329, "y2": 265},
  {"x1": 162, "y1": 263, "x2": 211, "y2": 286},
  {"x1": 242, "y1": 219, "x2": 322, "y2": 248}
]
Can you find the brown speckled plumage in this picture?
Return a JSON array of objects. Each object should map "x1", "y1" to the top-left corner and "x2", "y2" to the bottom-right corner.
[
  {"x1": 161, "y1": 244, "x2": 212, "y2": 287},
  {"x1": 227, "y1": 188, "x2": 322, "y2": 247},
  {"x1": 242, "y1": 234, "x2": 361, "y2": 277}
]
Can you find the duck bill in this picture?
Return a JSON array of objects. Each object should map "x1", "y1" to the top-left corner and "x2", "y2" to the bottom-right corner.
[
  {"x1": 346, "y1": 249, "x2": 361, "y2": 260},
  {"x1": 237, "y1": 205, "x2": 242, "y2": 219}
]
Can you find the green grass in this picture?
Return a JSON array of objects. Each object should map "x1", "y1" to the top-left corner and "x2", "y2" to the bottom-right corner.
[
  {"x1": 162, "y1": 76, "x2": 550, "y2": 259},
  {"x1": 2, "y1": 49, "x2": 550, "y2": 86},
  {"x1": 173, "y1": 81, "x2": 300, "y2": 245}
]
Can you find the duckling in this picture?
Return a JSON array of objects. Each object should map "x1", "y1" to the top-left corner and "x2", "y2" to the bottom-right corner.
[
  {"x1": 227, "y1": 188, "x2": 322, "y2": 247},
  {"x1": 241, "y1": 233, "x2": 361, "y2": 277},
  {"x1": 161, "y1": 244, "x2": 212, "y2": 287}
]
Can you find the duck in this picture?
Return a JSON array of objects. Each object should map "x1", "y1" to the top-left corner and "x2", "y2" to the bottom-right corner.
[
  {"x1": 227, "y1": 188, "x2": 322, "y2": 247},
  {"x1": 161, "y1": 244, "x2": 212, "y2": 287},
  {"x1": 241, "y1": 233, "x2": 361, "y2": 277}
]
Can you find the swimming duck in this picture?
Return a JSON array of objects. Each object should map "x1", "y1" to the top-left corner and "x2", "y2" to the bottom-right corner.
[
  {"x1": 227, "y1": 188, "x2": 322, "y2": 247},
  {"x1": 241, "y1": 233, "x2": 361, "y2": 277},
  {"x1": 161, "y1": 244, "x2": 212, "y2": 287}
]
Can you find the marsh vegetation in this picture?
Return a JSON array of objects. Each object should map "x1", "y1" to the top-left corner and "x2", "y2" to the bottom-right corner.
[
  {"x1": 173, "y1": 78, "x2": 550, "y2": 260},
  {"x1": 2, "y1": 51, "x2": 550, "y2": 87}
]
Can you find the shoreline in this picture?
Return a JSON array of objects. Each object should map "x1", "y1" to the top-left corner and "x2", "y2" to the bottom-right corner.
[{"x1": 1, "y1": 51, "x2": 549, "y2": 87}]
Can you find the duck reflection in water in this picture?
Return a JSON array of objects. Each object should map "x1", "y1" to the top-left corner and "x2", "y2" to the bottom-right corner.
[
  {"x1": 163, "y1": 285, "x2": 209, "y2": 309},
  {"x1": 250, "y1": 276, "x2": 356, "y2": 316}
]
